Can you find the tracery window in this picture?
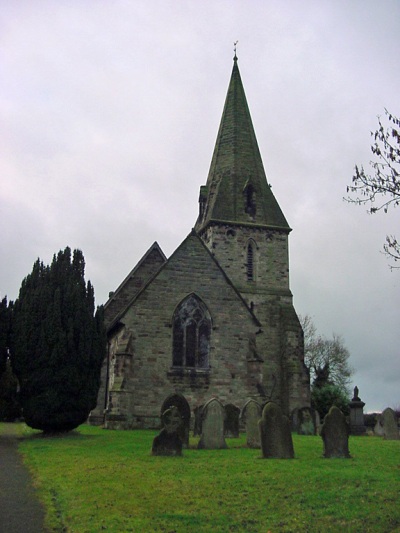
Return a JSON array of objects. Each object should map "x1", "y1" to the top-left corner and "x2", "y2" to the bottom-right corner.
[{"x1": 172, "y1": 294, "x2": 211, "y2": 369}]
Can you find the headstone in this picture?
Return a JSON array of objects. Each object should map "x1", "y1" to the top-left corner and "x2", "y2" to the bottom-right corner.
[
  {"x1": 198, "y1": 398, "x2": 227, "y2": 449},
  {"x1": 259, "y1": 402, "x2": 294, "y2": 459},
  {"x1": 241, "y1": 399, "x2": 262, "y2": 448},
  {"x1": 381, "y1": 407, "x2": 400, "y2": 440},
  {"x1": 151, "y1": 406, "x2": 183, "y2": 456},
  {"x1": 320, "y1": 406, "x2": 351, "y2": 458},
  {"x1": 348, "y1": 386, "x2": 366, "y2": 435},
  {"x1": 374, "y1": 414, "x2": 384, "y2": 436},
  {"x1": 224, "y1": 404, "x2": 240, "y2": 438},
  {"x1": 161, "y1": 394, "x2": 191, "y2": 447},
  {"x1": 292, "y1": 406, "x2": 317, "y2": 435}
]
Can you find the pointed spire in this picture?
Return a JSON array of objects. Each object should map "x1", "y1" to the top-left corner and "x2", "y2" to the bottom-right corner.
[{"x1": 195, "y1": 56, "x2": 290, "y2": 232}]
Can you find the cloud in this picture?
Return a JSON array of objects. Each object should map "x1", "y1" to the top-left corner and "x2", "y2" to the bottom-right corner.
[{"x1": 1, "y1": 0, "x2": 399, "y2": 411}]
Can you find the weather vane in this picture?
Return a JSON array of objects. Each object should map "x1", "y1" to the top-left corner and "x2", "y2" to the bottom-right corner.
[{"x1": 234, "y1": 40, "x2": 239, "y2": 58}]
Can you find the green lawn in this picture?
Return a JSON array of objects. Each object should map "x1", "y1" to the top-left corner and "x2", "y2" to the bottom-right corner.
[{"x1": 6, "y1": 424, "x2": 400, "y2": 532}]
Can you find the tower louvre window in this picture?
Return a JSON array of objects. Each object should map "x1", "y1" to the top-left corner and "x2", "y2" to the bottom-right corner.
[
  {"x1": 172, "y1": 294, "x2": 211, "y2": 369},
  {"x1": 244, "y1": 184, "x2": 256, "y2": 217},
  {"x1": 247, "y1": 241, "x2": 255, "y2": 281}
]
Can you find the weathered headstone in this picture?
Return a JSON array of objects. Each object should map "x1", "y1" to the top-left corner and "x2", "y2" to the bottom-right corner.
[
  {"x1": 198, "y1": 398, "x2": 227, "y2": 449},
  {"x1": 320, "y1": 406, "x2": 351, "y2": 458},
  {"x1": 151, "y1": 406, "x2": 183, "y2": 456},
  {"x1": 292, "y1": 406, "x2": 317, "y2": 435},
  {"x1": 348, "y1": 386, "x2": 366, "y2": 435},
  {"x1": 259, "y1": 401, "x2": 294, "y2": 459},
  {"x1": 374, "y1": 414, "x2": 384, "y2": 436},
  {"x1": 241, "y1": 399, "x2": 262, "y2": 448},
  {"x1": 161, "y1": 394, "x2": 191, "y2": 447},
  {"x1": 381, "y1": 407, "x2": 400, "y2": 440},
  {"x1": 224, "y1": 403, "x2": 240, "y2": 438}
]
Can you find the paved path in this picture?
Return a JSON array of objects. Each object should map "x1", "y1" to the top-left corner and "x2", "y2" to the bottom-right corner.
[{"x1": 0, "y1": 423, "x2": 48, "y2": 533}]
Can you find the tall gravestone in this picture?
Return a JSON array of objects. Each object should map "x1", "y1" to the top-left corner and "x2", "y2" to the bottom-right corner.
[
  {"x1": 198, "y1": 398, "x2": 227, "y2": 449},
  {"x1": 241, "y1": 399, "x2": 262, "y2": 448},
  {"x1": 161, "y1": 394, "x2": 191, "y2": 447},
  {"x1": 381, "y1": 407, "x2": 400, "y2": 440},
  {"x1": 348, "y1": 386, "x2": 366, "y2": 435},
  {"x1": 151, "y1": 406, "x2": 183, "y2": 456},
  {"x1": 259, "y1": 402, "x2": 294, "y2": 459},
  {"x1": 224, "y1": 404, "x2": 240, "y2": 438},
  {"x1": 321, "y1": 406, "x2": 351, "y2": 458}
]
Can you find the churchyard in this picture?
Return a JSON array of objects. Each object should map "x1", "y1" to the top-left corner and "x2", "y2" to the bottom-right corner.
[{"x1": 5, "y1": 422, "x2": 400, "y2": 532}]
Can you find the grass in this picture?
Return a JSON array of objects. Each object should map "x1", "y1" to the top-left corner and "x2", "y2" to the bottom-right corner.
[{"x1": 3, "y1": 423, "x2": 400, "y2": 532}]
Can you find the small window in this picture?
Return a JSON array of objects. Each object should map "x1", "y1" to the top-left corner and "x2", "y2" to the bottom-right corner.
[
  {"x1": 244, "y1": 184, "x2": 256, "y2": 217},
  {"x1": 172, "y1": 295, "x2": 211, "y2": 369},
  {"x1": 247, "y1": 241, "x2": 255, "y2": 281}
]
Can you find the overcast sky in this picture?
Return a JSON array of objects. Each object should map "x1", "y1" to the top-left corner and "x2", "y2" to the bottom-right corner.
[{"x1": 1, "y1": 1, "x2": 399, "y2": 412}]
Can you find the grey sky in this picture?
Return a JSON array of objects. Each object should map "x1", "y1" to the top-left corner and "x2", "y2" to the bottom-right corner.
[{"x1": 1, "y1": 1, "x2": 399, "y2": 412}]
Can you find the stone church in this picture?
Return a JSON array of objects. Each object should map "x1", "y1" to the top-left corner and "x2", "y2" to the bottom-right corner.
[{"x1": 89, "y1": 55, "x2": 310, "y2": 429}]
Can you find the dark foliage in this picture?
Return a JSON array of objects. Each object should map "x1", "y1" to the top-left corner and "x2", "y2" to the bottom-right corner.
[
  {"x1": 0, "y1": 297, "x2": 13, "y2": 377},
  {"x1": 11, "y1": 247, "x2": 106, "y2": 432},
  {"x1": 0, "y1": 359, "x2": 21, "y2": 421},
  {"x1": 311, "y1": 383, "x2": 350, "y2": 421}
]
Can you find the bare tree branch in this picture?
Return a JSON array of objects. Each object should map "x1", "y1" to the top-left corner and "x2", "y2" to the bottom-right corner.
[{"x1": 345, "y1": 109, "x2": 400, "y2": 266}]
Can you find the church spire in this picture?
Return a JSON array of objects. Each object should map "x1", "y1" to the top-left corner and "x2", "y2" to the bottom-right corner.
[{"x1": 195, "y1": 56, "x2": 290, "y2": 232}]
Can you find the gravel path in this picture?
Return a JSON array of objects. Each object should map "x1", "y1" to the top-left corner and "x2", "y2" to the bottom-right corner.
[{"x1": 0, "y1": 423, "x2": 48, "y2": 533}]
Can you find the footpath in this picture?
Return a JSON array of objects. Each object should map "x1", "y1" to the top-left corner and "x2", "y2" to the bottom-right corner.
[{"x1": 0, "y1": 423, "x2": 47, "y2": 533}]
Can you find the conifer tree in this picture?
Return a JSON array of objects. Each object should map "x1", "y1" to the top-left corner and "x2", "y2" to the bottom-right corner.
[
  {"x1": 11, "y1": 248, "x2": 105, "y2": 432},
  {"x1": 0, "y1": 296, "x2": 12, "y2": 378}
]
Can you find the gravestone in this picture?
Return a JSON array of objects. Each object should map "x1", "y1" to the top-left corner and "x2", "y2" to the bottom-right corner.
[
  {"x1": 320, "y1": 406, "x2": 351, "y2": 458},
  {"x1": 348, "y1": 386, "x2": 366, "y2": 435},
  {"x1": 259, "y1": 402, "x2": 294, "y2": 459},
  {"x1": 161, "y1": 393, "x2": 191, "y2": 447},
  {"x1": 374, "y1": 414, "x2": 384, "y2": 436},
  {"x1": 241, "y1": 399, "x2": 262, "y2": 448},
  {"x1": 151, "y1": 406, "x2": 183, "y2": 456},
  {"x1": 292, "y1": 406, "x2": 317, "y2": 435},
  {"x1": 381, "y1": 407, "x2": 400, "y2": 440},
  {"x1": 198, "y1": 398, "x2": 227, "y2": 449},
  {"x1": 224, "y1": 404, "x2": 240, "y2": 438}
]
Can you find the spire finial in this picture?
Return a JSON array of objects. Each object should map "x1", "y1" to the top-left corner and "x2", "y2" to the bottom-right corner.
[{"x1": 233, "y1": 40, "x2": 238, "y2": 61}]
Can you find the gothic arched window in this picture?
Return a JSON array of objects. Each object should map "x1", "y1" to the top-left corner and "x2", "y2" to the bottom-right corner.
[{"x1": 172, "y1": 294, "x2": 211, "y2": 369}]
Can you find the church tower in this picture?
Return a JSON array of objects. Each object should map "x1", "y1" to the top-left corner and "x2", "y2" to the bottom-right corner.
[{"x1": 195, "y1": 54, "x2": 310, "y2": 413}]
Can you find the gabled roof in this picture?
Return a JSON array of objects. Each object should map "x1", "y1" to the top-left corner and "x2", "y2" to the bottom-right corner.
[
  {"x1": 108, "y1": 230, "x2": 261, "y2": 333},
  {"x1": 195, "y1": 56, "x2": 290, "y2": 233},
  {"x1": 104, "y1": 242, "x2": 166, "y2": 328}
]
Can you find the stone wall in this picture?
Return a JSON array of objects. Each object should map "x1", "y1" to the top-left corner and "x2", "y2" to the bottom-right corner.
[{"x1": 103, "y1": 233, "x2": 264, "y2": 429}]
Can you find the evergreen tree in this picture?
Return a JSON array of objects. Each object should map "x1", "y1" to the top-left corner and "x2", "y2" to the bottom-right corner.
[
  {"x1": 11, "y1": 248, "x2": 105, "y2": 432},
  {"x1": 0, "y1": 297, "x2": 12, "y2": 378},
  {"x1": 0, "y1": 359, "x2": 21, "y2": 421}
]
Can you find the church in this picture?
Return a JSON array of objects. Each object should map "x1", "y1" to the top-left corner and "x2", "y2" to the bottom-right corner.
[{"x1": 89, "y1": 55, "x2": 310, "y2": 429}]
